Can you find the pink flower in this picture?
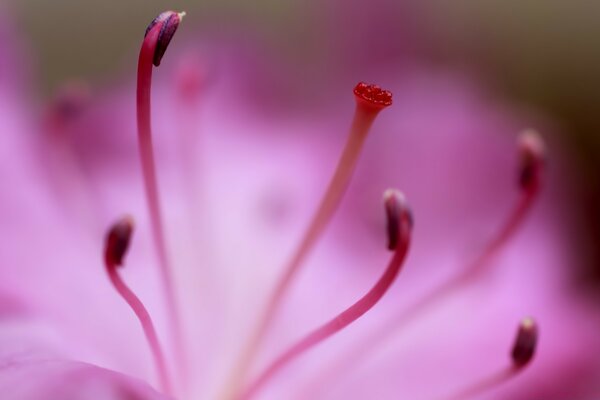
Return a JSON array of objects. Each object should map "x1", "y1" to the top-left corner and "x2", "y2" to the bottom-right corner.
[{"x1": 1, "y1": 9, "x2": 599, "y2": 400}]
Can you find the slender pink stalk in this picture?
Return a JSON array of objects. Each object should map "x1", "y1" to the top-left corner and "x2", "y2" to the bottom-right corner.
[
  {"x1": 299, "y1": 131, "x2": 545, "y2": 399},
  {"x1": 440, "y1": 366, "x2": 520, "y2": 400},
  {"x1": 463, "y1": 129, "x2": 544, "y2": 279},
  {"x1": 104, "y1": 217, "x2": 172, "y2": 394},
  {"x1": 136, "y1": 11, "x2": 186, "y2": 374},
  {"x1": 223, "y1": 84, "x2": 393, "y2": 397},
  {"x1": 239, "y1": 190, "x2": 412, "y2": 400}
]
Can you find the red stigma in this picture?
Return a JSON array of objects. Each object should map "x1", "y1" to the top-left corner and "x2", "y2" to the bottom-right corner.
[
  {"x1": 145, "y1": 11, "x2": 186, "y2": 67},
  {"x1": 354, "y1": 82, "x2": 393, "y2": 109}
]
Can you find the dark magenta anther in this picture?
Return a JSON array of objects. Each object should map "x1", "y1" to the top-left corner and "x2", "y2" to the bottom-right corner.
[
  {"x1": 511, "y1": 317, "x2": 538, "y2": 367},
  {"x1": 518, "y1": 129, "x2": 545, "y2": 192},
  {"x1": 384, "y1": 189, "x2": 411, "y2": 250},
  {"x1": 144, "y1": 11, "x2": 186, "y2": 67},
  {"x1": 104, "y1": 216, "x2": 134, "y2": 267}
]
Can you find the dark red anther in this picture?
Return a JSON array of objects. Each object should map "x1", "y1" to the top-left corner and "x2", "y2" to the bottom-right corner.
[
  {"x1": 104, "y1": 216, "x2": 135, "y2": 267},
  {"x1": 518, "y1": 130, "x2": 545, "y2": 192},
  {"x1": 511, "y1": 317, "x2": 538, "y2": 367},
  {"x1": 145, "y1": 11, "x2": 186, "y2": 67},
  {"x1": 384, "y1": 189, "x2": 411, "y2": 251},
  {"x1": 354, "y1": 82, "x2": 393, "y2": 109}
]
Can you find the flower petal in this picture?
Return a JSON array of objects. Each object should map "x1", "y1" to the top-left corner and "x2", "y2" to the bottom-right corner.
[{"x1": 0, "y1": 356, "x2": 169, "y2": 400}]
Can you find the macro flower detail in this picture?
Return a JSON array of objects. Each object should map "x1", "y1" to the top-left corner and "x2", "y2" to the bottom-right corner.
[
  {"x1": 511, "y1": 317, "x2": 538, "y2": 368},
  {"x1": 1, "y1": 8, "x2": 600, "y2": 400},
  {"x1": 144, "y1": 11, "x2": 186, "y2": 67},
  {"x1": 353, "y1": 82, "x2": 393, "y2": 109}
]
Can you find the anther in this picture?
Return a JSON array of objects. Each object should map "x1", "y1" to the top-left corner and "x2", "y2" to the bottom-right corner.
[
  {"x1": 104, "y1": 216, "x2": 134, "y2": 266},
  {"x1": 145, "y1": 11, "x2": 186, "y2": 67},
  {"x1": 384, "y1": 189, "x2": 412, "y2": 250},
  {"x1": 511, "y1": 317, "x2": 538, "y2": 367},
  {"x1": 518, "y1": 129, "x2": 545, "y2": 193}
]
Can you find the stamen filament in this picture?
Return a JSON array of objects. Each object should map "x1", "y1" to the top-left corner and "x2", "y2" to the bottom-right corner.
[
  {"x1": 104, "y1": 217, "x2": 172, "y2": 394},
  {"x1": 136, "y1": 11, "x2": 185, "y2": 374},
  {"x1": 239, "y1": 190, "x2": 411, "y2": 400},
  {"x1": 224, "y1": 84, "x2": 392, "y2": 396}
]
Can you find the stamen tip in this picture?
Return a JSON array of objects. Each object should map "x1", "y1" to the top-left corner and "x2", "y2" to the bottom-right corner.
[
  {"x1": 383, "y1": 189, "x2": 412, "y2": 250},
  {"x1": 518, "y1": 129, "x2": 545, "y2": 191},
  {"x1": 354, "y1": 82, "x2": 393, "y2": 110},
  {"x1": 105, "y1": 216, "x2": 135, "y2": 267},
  {"x1": 145, "y1": 11, "x2": 185, "y2": 67},
  {"x1": 511, "y1": 316, "x2": 538, "y2": 367}
]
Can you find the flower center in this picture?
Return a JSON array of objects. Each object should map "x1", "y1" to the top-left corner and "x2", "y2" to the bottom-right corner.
[{"x1": 95, "y1": 10, "x2": 547, "y2": 400}]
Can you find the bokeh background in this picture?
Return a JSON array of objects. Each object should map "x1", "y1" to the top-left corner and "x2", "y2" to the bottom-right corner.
[{"x1": 8, "y1": 0, "x2": 600, "y2": 283}]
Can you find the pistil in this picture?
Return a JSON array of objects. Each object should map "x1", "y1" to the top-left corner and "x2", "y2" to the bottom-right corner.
[{"x1": 224, "y1": 83, "x2": 392, "y2": 397}]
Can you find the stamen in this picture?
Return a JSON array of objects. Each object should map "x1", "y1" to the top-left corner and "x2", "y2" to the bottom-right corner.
[
  {"x1": 239, "y1": 190, "x2": 412, "y2": 400},
  {"x1": 465, "y1": 129, "x2": 545, "y2": 278},
  {"x1": 137, "y1": 10, "x2": 186, "y2": 374},
  {"x1": 511, "y1": 317, "x2": 538, "y2": 367},
  {"x1": 440, "y1": 317, "x2": 538, "y2": 400},
  {"x1": 223, "y1": 82, "x2": 393, "y2": 397},
  {"x1": 104, "y1": 217, "x2": 172, "y2": 394},
  {"x1": 298, "y1": 131, "x2": 546, "y2": 398}
]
